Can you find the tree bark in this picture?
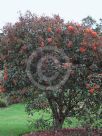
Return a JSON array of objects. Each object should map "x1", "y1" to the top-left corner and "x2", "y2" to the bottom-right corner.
[
  {"x1": 53, "y1": 117, "x2": 65, "y2": 129},
  {"x1": 45, "y1": 91, "x2": 65, "y2": 130}
]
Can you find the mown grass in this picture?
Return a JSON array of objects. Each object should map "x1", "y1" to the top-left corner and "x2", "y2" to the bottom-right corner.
[
  {"x1": 0, "y1": 104, "x2": 81, "y2": 136},
  {"x1": 0, "y1": 104, "x2": 31, "y2": 136}
]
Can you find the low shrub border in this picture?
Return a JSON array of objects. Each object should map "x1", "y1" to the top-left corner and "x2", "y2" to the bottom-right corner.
[{"x1": 23, "y1": 128, "x2": 102, "y2": 136}]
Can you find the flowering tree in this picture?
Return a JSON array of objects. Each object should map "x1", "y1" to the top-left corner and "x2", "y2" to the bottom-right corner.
[{"x1": 0, "y1": 11, "x2": 102, "y2": 129}]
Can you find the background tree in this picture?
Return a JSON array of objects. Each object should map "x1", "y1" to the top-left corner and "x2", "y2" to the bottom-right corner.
[{"x1": 82, "y1": 16, "x2": 96, "y2": 27}]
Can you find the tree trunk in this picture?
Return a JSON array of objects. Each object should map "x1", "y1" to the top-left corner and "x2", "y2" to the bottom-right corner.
[
  {"x1": 53, "y1": 117, "x2": 64, "y2": 129},
  {"x1": 45, "y1": 91, "x2": 65, "y2": 130}
]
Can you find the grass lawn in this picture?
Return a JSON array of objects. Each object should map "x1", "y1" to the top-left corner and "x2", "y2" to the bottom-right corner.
[
  {"x1": 0, "y1": 104, "x2": 31, "y2": 136},
  {"x1": 0, "y1": 104, "x2": 80, "y2": 136},
  {"x1": 0, "y1": 104, "x2": 54, "y2": 136}
]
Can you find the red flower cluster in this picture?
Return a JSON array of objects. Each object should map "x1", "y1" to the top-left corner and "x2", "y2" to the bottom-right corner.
[
  {"x1": 47, "y1": 27, "x2": 52, "y2": 32},
  {"x1": 85, "y1": 28, "x2": 97, "y2": 38},
  {"x1": 79, "y1": 47, "x2": 86, "y2": 53},
  {"x1": 47, "y1": 38, "x2": 52, "y2": 43},
  {"x1": 67, "y1": 25, "x2": 75, "y2": 32},
  {"x1": 86, "y1": 83, "x2": 100, "y2": 94}
]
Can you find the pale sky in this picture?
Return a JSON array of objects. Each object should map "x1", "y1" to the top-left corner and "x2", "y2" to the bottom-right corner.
[{"x1": 0, "y1": 0, "x2": 102, "y2": 30}]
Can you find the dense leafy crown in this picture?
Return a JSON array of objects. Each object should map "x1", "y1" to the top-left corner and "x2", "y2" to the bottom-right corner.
[{"x1": 0, "y1": 13, "x2": 102, "y2": 128}]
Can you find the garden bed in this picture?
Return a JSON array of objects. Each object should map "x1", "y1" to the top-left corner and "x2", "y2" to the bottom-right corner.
[{"x1": 23, "y1": 128, "x2": 102, "y2": 136}]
